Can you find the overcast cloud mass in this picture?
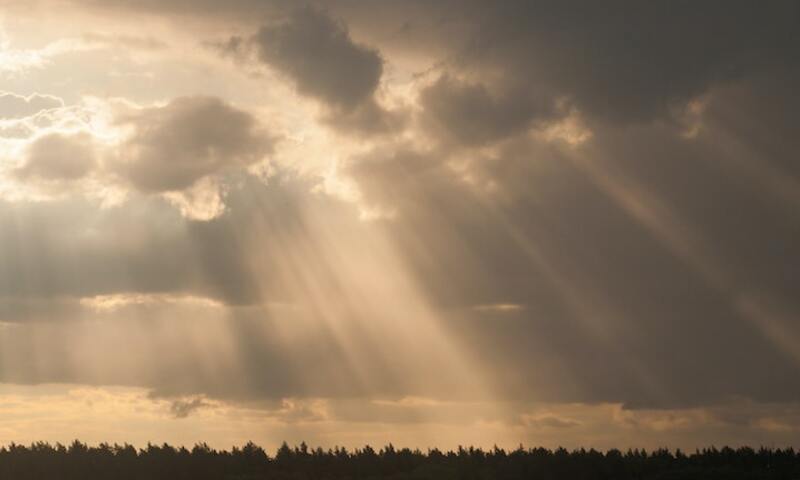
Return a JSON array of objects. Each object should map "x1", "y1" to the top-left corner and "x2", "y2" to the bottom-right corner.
[{"x1": 0, "y1": 0, "x2": 798, "y2": 451}]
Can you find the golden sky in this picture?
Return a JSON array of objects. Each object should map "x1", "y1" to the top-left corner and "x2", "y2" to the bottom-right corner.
[{"x1": 0, "y1": 0, "x2": 799, "y2": 451}]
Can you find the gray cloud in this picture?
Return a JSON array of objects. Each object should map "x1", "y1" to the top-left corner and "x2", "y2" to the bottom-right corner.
[
  {"x1": 0, "y1": 194, "x2": 258, "y2": 305},
  {"x1": 113, "y1": 96, "x2": 272, "y2": 192},
  {"x1": 218, "y1": 6, "x2": 402, "y2": 135},
  {"x1": 169, "y1": 397, "x2": 211, "y2": 418},
  {"x1": 0, "y1": 296, "x2": 86, "y2": 324},
  {"x1": 252, "y1": 6, "x2": 381, "y2": 111},
  {"x1": 346, "y1": 109, "x2": 800, "y2": 409},
  {"x1": 2, "y1": 121, "x2": 799, "y2": 411},
  {"x1": 203, "y1": 0, "x2": 799, "y2": 141},
  {"x1": 96, "y1": 0, "x2": 799, "y2": 125},
  {"x1": 524, "y1": 415, "x2": 581, "y2": 430},
  {"x1": 340, "y1": 54, "x2": 800, "y2": 408},
  {"x1": 4, "y1": 82, "x2": 798, "y2": 411},
  {"x1": 334, "y1": 0, "x2": 800, "y2": 126},
  {"x1": 419, "y1": 74, "x2": 550, "y2": 147},
  {"x1": 15, "y1": 132, "x2": 96, "y2": 181},
  {"x1": 345, "y1": 145, "x2": 448, "y2": 214}
]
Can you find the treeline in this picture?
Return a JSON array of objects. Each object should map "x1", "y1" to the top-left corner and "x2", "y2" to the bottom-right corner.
[{"x1": 1, "y1": 441, "x2": 799, "y2": 480}]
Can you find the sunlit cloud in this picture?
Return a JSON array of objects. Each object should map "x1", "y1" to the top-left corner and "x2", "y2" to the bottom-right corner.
[
  {"x1": 471, "y1": 303, "x2": 524, "y2": 313},
  {"x1": 0, "y1": 39, "x2": 84, "y2": 76}
]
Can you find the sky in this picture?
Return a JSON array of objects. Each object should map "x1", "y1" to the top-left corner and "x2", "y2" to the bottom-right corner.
[{"x1": 0, "y1": 0, "x2": 799, "y2": 452}]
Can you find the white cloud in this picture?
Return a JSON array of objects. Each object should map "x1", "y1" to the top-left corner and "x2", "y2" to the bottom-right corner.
[{"x1": 0, "y1": 91, "x2": 64, "y2": 119}]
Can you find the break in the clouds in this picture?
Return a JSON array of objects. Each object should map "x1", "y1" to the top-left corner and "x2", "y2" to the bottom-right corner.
[{"x1": 0, "y1": 0, "x2": 798, "y2": 450}]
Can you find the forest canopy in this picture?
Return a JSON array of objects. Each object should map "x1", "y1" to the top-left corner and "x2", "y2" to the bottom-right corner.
[{"x1": 1, "y1": 441, "x2": 799, "y2": 480}]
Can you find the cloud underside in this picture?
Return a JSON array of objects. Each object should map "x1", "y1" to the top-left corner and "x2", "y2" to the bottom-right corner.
[
  {"x1": 112, "y1": 96, "x2": 271, "y2": 192},
  {"x1": 0, "y1": 0, "x2": 798, "y2": 435}
]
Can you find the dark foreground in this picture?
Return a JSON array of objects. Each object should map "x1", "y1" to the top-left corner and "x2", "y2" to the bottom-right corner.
[{"x1": 1, "y1": 442, "x2": 799, "y2": 480}]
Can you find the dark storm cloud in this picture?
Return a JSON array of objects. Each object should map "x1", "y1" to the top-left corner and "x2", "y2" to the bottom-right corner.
[{"x1": 113, "y1": 96, "x2": 272, "y2": 192}]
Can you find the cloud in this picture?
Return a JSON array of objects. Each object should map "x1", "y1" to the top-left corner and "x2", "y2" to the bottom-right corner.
[
  {"x1": 162, "y1": 176, "x2": 228, "y2": 221},
  {"x1": 0, "y1": 37, "x2": 101, "y2": 77},
  {"x1": 77, "y1": 1, "x2": 800, "y2": 132},
  {"x1": 344, "y1": 145, "x2": 449, "y2": 216},
  {"x1": 169, "y1": 397, "x2": 212, "y2": 418},
  {"x1": 522, "y1": 414, "x2": 581, "y2": 429},
  {"x1": 0, "y1": 296, "x2": 87, "y2": 324},
  {"x1": 218, "y1": 6, "x2": 401, "y2": 135},
  {"x1": 338, "y1": 97, "x2": 800, "y2": 409},
  {"x1": 113, "y1": 96, "x2": 272, "y2": 193},
  {"x1": 0, "y1": 95, "x2": 272, "y2": 220},
  {"x1": 419, "y1": 75, "x2": 549, "y2": 147},
  {"x1": 79, "y1": 33, "x2": 168, "y2": 51},
  {"x1": 99, "y1": 0, "x2": 798, "y2": 125},
  {"x1": 0, "y1": 0, "x2": 799, "y2": 426},
  {"x1": 0, "y1": 194, "x2": 257, "y2": 305},
  {"x1": 0, "y1": 91, "x2": 64, "y2": 119},
  {"x1": 15, "y1": 132, "x2": 96, "y2": 181},
  {"x1": 252, "y1": 7, "x2": 382, "y2": 111},
  {"x1": 444, "y1": 1, "x2": 799, "y2": 124},
  {"x1": 1, "y1": 119, "x2": 800, "y2": 411}
]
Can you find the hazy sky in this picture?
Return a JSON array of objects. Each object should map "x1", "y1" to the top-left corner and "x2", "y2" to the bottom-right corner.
[{"x1": 0, "y1": 0, "x2": 799, "y2": 451}]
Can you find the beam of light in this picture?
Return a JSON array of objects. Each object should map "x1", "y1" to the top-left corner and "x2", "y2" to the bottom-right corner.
[
  {"x1": 564, "y1": 148, "x2": 800, "y2": 367},
  {"x1": 350, "y1": 144, "x2": 669, "y2": 413},
  {"x1": 565, "y1": 151, "x2": 736, "y2": 292},
  {"x1": 241, "y1": 181, "x2": 492, "y2": 402},
  {"x1": 472, "y1": 192, "x2": 668, "y2": 406},
  {"x1": 735, "y1": 295, "x2": 800, "y2": 366},
  {"x1": 713, "y1": 134, "x2": 800, "y2": 213}
]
